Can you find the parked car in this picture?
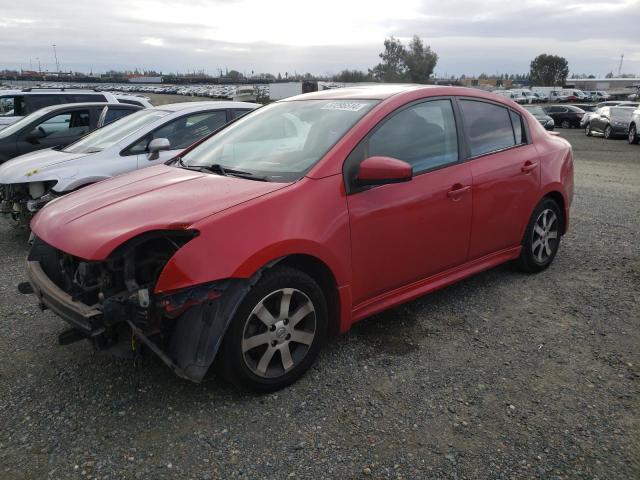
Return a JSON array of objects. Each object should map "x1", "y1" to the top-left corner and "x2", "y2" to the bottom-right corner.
[
  {"x1": 523, "y1": 105, "x2": 554, "y2": 130},
  {"x1": 23, "y1": 85, "x2": 573, "y2": 391},
  {"x1": 596, "y1": 101, "x2": 622, "y2": 108},
  {"x1": 491, "y1": 90, "x2": 528, "y2": 104},
  {"x1": 549, "y1": 90, "x2": 570, "y2": 103},
  {"x1": 532, "y1": 92, "x2": 548, "y2": 103},
  {"x1": 628, "y1": 109, "x2": 640, "y2": 144},
  {"x1": 543, "y1": 105, "x2": 585, "y2": 128},
  {"x1": 0, "y1": 88, "x2": 121, "y2": 130},
  {"x1": 585, "y1": 106, "x2": 635, "y2": 139},
  {"x1": 584, "y1": 91, "x2": 610, "y2": 102},
  {"x1": 571, "y1": 104, "x2": 599, "y2": 128},
  {"x1": 0, "y1": 102, "x2": 141, "y2": 164},
  {"x1": 0, "y1": 101, "x2": 258, "y2": 223},
  {"x1": 617, "y1": 101, "x2": 639, "y2": 109},
  {"x1": 113, "y1": 94, "x2": 153, "y2": 108}
]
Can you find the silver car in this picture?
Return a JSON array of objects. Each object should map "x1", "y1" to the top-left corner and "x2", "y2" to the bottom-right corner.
[{"x1": 0, "y1": 101, "x2": 259, "y2": 224}]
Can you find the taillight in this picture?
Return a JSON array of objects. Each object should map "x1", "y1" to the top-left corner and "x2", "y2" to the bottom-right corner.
[{"x1": 576, "y1": 113, "x2": 584, "y2": 118}]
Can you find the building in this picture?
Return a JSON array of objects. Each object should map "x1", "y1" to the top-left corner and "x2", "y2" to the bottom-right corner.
[{"x1": 569, "y1": 77, "x2": 640, "y2": 90}]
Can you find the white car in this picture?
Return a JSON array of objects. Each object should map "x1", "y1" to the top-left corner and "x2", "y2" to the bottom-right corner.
[
  {"x1": 0, "y1": 89, "x2": 121, "y2": 130},
  {"x1": 0, "y1": 101, "x2": 259, "y2": 223}
]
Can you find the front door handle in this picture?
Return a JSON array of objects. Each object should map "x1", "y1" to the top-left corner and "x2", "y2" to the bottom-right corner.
[
  {"x1": 521, "y1": 161, "x2": 538, "y2": 173},
  {"x1": 447, "y1": 184, "x2": 471, "y2": 200}
]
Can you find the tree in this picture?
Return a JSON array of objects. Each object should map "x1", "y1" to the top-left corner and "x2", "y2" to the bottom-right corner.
[
  {"x1": 333, "y1": 69, "x2": 371, "y2": 82},
  {"x1": 403, "y1": 35, "x2": 438, "y2": 83},
  {"x1": 529, "y1": 54, "x2": 569, "y2": 86},
  {"x1": 371, "y1": 36, "x2": 406, "y2": 82}
]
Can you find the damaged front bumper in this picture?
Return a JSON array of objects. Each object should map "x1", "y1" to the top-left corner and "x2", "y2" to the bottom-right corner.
[{"x1": 24, "y1": 237, "x2": 253, "y2": 383}]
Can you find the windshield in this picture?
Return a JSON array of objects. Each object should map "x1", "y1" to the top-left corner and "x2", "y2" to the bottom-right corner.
[
  {"x1": 63, "y1": 109, "x2": 169, "y2": 153},
  {"x1": 181, "y1": 99, "x2": 378, "y2": 181},
  {"x1": 0, "y1": 108, "x2": 52, "y2": 138},
  {"x1": 611, "y1": 108, "x2": 634, "y2": 120},
  {"x1": 524, "y1": 106, "x2": 546, "y2": 116}
]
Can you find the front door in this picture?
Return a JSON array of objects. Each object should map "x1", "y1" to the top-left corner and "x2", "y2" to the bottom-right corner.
[
  {"x1": 16, "y1": 108, "x2": 92, "y2": 155},
  {"x1": 345, "y1": 98, "x2": 473, "y2": 306}
]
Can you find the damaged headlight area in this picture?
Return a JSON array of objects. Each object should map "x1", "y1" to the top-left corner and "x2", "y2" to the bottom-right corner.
[
  {"x1": 25, "y1": 231, "x2": 252, "y2": 382},
  {"x1": 0, "y1": 181, "x2": 58, "y2": 225}
]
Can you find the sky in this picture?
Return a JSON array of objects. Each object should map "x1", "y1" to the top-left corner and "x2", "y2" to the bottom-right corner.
[{"x1": 1, "y1": 0, "x2": 639, "y2": 77}]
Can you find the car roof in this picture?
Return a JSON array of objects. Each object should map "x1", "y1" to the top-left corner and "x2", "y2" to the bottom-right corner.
[
  {"x1": 284, "y1": 84, "x2": 431, "y2": 101},
  {"x1": 153, "y1": 101, "x2": 261, "y2": 112},
  {"x1": 0, "y1": 89, "x2": 108, "y2": 96}
]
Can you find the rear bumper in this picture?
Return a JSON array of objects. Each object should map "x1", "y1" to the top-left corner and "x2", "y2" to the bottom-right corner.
[{"x1": 26, "y1": 260, "x2": 105, "y2": 336}]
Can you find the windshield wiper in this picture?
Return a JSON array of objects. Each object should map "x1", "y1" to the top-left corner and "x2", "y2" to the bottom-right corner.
[{"x1": 176, "y1": 159, "x2": 269, "y2": 181}]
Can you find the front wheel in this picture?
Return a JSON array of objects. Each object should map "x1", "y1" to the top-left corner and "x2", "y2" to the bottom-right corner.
[
  {"x1": 585, "y1": 123, "x2": 592, "y2": 136},
  {"x1": 516, "y1": 198, "x2": 562, "y2": 273},
  {"x1": 217, "y1": 266, "x2": 327, "y2": 392},
  {"x1": 629, "y1": 125, "x2": 638, "y2": 144},
  {"x1": 561, "y1": 119, "x2": 571, "y2": 129},
  {"x1": 604, "y1": 125, "x2": 613, "y2": 139}
]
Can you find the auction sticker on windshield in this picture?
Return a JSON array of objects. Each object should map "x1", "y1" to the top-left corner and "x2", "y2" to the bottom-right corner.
[{"x1": 321, "y1": 101, "x2": 369, "y2": 112}]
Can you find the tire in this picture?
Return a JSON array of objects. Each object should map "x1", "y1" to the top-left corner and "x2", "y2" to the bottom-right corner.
[
  {"x1": 604, "y1": 125, "x2": 612, "y2": 139},
  {"x1": 217, "y1": 266, "x2": 328, "y2": 392},
  {"x1": 561, "y1": 119, "x2": 571, "y2": 129},
  {"x1": 629, "y1": 124, "x2": 639, "y2": 144},
  {"x1": 516, "y1": 198, "x2": 562, "y2": 273},
  {"x1": 585, "y1": 123, "x2": 592, "y2": 136}
]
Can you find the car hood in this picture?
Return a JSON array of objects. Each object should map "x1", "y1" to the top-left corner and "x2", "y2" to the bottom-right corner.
[
  {"x1": 0, "y1": 148, "x2": 91, "y2": 184},
  {"x1": 31, "y1": 165, "x2": 289, "y2": 260}
]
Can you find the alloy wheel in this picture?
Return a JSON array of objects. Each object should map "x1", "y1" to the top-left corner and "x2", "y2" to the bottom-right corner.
[
  {"x1": 629, "y1": 125, "x2": 638, "y2": 144},
  {"x1": 531, "y1": 209, "x2": 559, "y2": 264},
  {"x1": 561, "y1": 120, "x2": 571, "y2": 129},
  {"x1": 585, "y1": 124, "x2": 591, "y2": 136},
  {"x1": 604, "y1": 126, "x2": 611, "y2": 139},
  {"x1": 241, "y1": 288, "x2": 316, "y2": 378}
]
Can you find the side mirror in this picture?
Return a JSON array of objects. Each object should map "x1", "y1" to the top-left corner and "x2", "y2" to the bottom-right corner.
[
  {"x1": 25, "y1": 128, "x2": 45, "y2": 143},
  {"x1": 147, "y1": 137, "x2": 171, "y2": 160},
  {"x1": 355, "y1": 156, "x2": 413, "y2": 187}
]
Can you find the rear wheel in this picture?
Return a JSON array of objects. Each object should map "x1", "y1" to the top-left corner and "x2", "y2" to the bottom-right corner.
[
  {"x1": 585, "y1": 123, "x2": 592, "y2": 136},
  {"x1": 516, "y1": 198, "x2": 562, "y2": 273},
  {"x1": 218, "y1": 266, "x2": 327, "y2": 392},
  {"x1": 604, "y1": 125, "x2": 613, "y2": 139},
  {"x1": 561, "y1": 119, "x2": 571, "y2": 129},
  {"x1": 629, "y1": 124, "x2": 638, "y2": 144}
]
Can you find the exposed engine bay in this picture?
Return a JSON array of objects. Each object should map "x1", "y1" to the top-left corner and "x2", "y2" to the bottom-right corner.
[
  {"x1": 25, "y1": 231, "x2": 252, "y2": 382},
  {"x1": 0, "y1": 181, "x2": 59, "y2": 226}
]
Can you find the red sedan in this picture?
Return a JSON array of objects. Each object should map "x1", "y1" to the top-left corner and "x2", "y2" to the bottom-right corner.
[{"x1": 25, "y1": 85, "x2": 574, "y2": 391}]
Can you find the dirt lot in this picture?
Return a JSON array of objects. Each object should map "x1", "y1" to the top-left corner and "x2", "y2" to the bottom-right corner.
[{"x1": 0, "y1": 128, "x2": 638, "y2": 479}]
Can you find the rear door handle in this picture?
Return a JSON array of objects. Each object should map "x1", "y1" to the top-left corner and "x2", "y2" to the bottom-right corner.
[
  {"x1": 522, "y1": 161, "x2": 538, "y2": 173},
  {"x1": 447, "y1": 184, "x2": 471, "y2": 200}
]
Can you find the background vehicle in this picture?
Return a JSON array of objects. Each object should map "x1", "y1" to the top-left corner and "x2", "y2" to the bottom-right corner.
[
  {"x1": 585, "y1": 106, "x2": 635, "y2": 139},
  {"x1": 571, "y1": 104, "x2": 599, "y2": 128},
  {"x1": 596, "y1": 101, "x2": 622, "y2": 108},
  {"x1": 563, "y1": 89, "x2": 589, "y2": 102},
  {"x1": 0, "y1": 101, "x2": 258, "y2": 222},
  {"x1": 23, "y1": 85, "x2": 573, "y2": 391},
  {"x1": 0, "y1": 102, "x2": 141, "y2": 164},
  {"x1": 532, "y1": 92, "x2": 548, "y2": 103},
  {"x1": 549, "y1": 90, "x2": 570, "y2": 103},
  {"x1": 523, "y1": 105, "x2": 554, "y2": 130},
  {"x1": 617, "y1": 101, "x2": 639, "y2": 109},
  {"x1": 585, "y1": 91, "x2": 610, "y2": 102},
  {"x1": 0, "y1": 89, "x2": 121, "y2": 130},
  {"x1": 543, "y1": 105, "x2": 585, "y2": 128},
  {"x1": 491, "y1": 90, "x2": 528, "y2": 104},
  {"x1": 628, "y1": 109, "x2": 640, "y2": 144}
]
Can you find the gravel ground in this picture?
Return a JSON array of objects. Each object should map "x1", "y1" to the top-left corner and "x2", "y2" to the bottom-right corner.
[{"x1": 0, "y1": 128, "x2": 638, "y2": 479}]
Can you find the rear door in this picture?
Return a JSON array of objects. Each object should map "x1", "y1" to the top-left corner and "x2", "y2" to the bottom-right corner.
[
  {"x1": 345, "y1": 98, "x2": 473, "y2": 305},
  {"x1": 458, "y1": 99, "x2": 540, "y2": 259}
]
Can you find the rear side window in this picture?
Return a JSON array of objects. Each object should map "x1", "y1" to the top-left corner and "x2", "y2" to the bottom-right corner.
[
  {"x1": 365, "y1": 99, "x2": 459, "y2": 174},
  {"x1": 460, "y1": 100, "x2": 515, "y2": 156},
  {"x1": 0, "y1": 96, "x2": 25, "y2": 116},
  {"x1": 231, "y1": 109, "x2": 252, "y2": 119},
  {"x1": 66, "y1": 94, "x2": 107, "y2": 103},
  {"x1": 103, "y1": 107, "x2": 134, "y2": 125},
  {"x1": 24, "y1": 95, "x2": 62, "y2": 114}
]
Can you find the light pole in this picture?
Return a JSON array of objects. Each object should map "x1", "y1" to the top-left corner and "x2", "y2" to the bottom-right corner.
[{"x1": 52, "y1": 44, "x2": 60, "y2": 72}]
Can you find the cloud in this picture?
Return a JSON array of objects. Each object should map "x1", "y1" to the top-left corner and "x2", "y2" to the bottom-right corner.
[{"x1": 0, "y1": 0, "x2": 638, "y2": 76}]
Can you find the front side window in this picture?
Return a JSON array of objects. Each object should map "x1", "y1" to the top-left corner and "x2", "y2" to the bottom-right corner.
[
  {"x1": 63, "y1": 109, "x2": 168, "y2": 154},
  {"x1": 460, "y1": 100, "x2": 516, "y2": 157},
  {"x1": 365, "y1": 99, "x2": 459, "y2": 173},
  {"x1": 181, "y1": 99, "x2": 378, "y2": 182},
  {"x1": 128, "y1": 110, "x2": 228, "y2": 154},
  {"x1": 33, "y1": 109, "x2": 90, "y2": 139}
]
